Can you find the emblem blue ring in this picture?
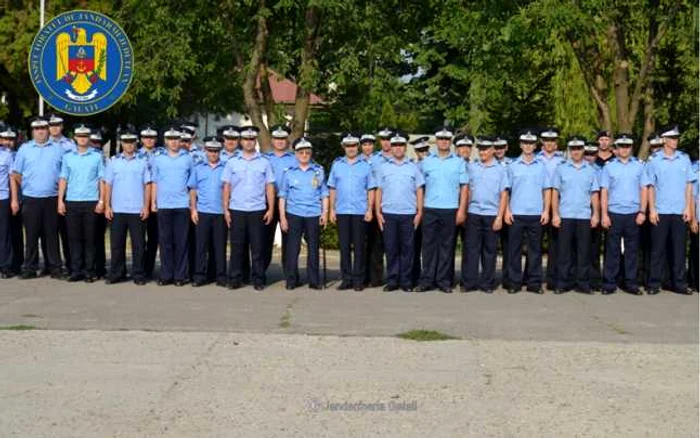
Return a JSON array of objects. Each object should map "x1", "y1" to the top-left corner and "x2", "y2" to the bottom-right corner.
[{"x1": 28, "y1": 10, "x2": 134, "y2": 116}]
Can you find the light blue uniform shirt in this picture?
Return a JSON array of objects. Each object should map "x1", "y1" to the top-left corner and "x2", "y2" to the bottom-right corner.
[
  {"x1": 265, "y1": 150, "x2": 297, "y2": 192},
  {"x1": 377, "y1": 158, "x2": 425, "y2": 215},
  {"x1": 645, "y1": 150, "x2": 697, "y2": 215},
  {"x1": 279, "y1": 163, "x2": 329, "y2": 217},
  {"x1": 327, "y1": 156, "x2": 376, "y2": 215},
  {"x1": 693, "y1": 160, "x2": 699, "y2": 218},
  {"x1": 507, "y1": 156, "x2": 552, "y2": 216},
  {"x1": 221, "y1": 152, "x2": 275, "y2": 212},
  {"x1": 151, "y1": 149, "x2": 194, "y2": 209},
  {"x1": 52, "y1": 135, "x2": 76, "y2": 154},
  {"x1": 368, "y1": 151, "x2": 392, "y2": 180},
  {"x1": 188, "y1": 161, "x2": 225, "y2": 214},
  {"x1": 536, "y1": 150, "x2": 566, "y2": 179},
  {"x1": 12, "y1": 140, "x2": 64, "y2": 198},
  {"x1": 497, "y1": 156, "x2": 513, "y2": 167},
  {"x1": 0, "y1": 147, "x2": 13, "y2": 200},
  {"x1": 467, "y1": 159, "x2": 510, "y2": 216},
  {"x1": 59, "y1": 149, "x2": 105, "y2": 201},
  {"x1": 419, "y1": 152, "x2": 469, "y2": 209},
  {"x1": 599, "y1": 157, "x2": 648, "y2": 215},
  {"x1": 552, "y1": 160, "x2": 599, "y2": 219},
  {"x1": 137, "y1": 146, "x2": 163, "y2": 167},
  {"x1": 221, "y1": 149, "x2": 240, "y2": 163},
  {"x1": 104, "y1": 153, "x2": 151, "y2": 214}
]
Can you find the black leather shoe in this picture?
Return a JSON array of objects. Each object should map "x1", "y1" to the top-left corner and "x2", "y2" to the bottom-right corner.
[
  {"x1": 50, "y1": 270, "x2": 64, "y2": 279},
  {"x1": 254, "y1": 284, "x2": 265, "y2": 291},
  {"x1": 553, "y1": 288, "x2": 566, "y2": 295},
  {"x1": 369, "y1": 281, "x2": 383, "y2": 288},
  {"x1": 336, "y1": 282, "x2": 352, "y2": 291},
  {"x1": 84, "y1": 276, "x2": 96, "y2": 283},
  {"x1": 285, "y1": 284, "x2": 296, "y2": 290},
  {"x1": 353, "y1": 286, "x2": 364, "y2": 291},
  {"x1": 106, "y1": 276, "x2": 126, "y2": 285},
  {"x1": 192, "y1": 280, "x2": 206, "y2": 287},
  {"x1": 0, "y1": 270, "x2": 13, "y2": 279},
  {"x1": 439, "y1": 287, "x2": 452, "y2": 294},
  {"x1": 20, "y1": 271, "x2": 37, "y2": 280},
  {"x1": 481, "y1": 288, "x2": 494, "y2": 294},
  {"x1": 646, "y1": 287, "x2": 660, "y2": 295},
  {"x1": 602, "y1": 288, "x2": 617, "y2": 295},
  {"x1": 157, "y1": 279, "x2": 173, "y2": 286},
  {"x1": 576, "y1": 287, "x2": 592, "y2": 294},
  {"x1": 68, "y1": 274, "x2": 84, "y2": 282},
  {"x1": 174, "y1": 280, "x2": 187, "y2": 287},
  {"x1": 401, "y1": 286, "x2": 413, "y2": 292},
  {"x1": 625, "y1": 287, "x2": 642, "y2": 295},
  {"x1": 309, "y1": 284, "x2": 323, "y2": 290},
  {"x1": 507, "y1": 288, "x2": 519, "y2": 294},
  {"x1": 383, "y1": 285, "x2": 398, "y2": 292},
  {"x1": 227, "y1": 281, "x2": 242, "y2": 290},
  {"x1": 216, "y1": 280, "x2": 227, "y2": 287},
  {"x1": 133, "y1": 278, "x2": 147, "y2": 286},
  {"x1": 527, "y1": 286, "x2": 544, "y2": 294},
  {"x1": 677, "y1": 287, "x2": 693, "y2": 295},
  {"x1": 414, "y1": 285, "x2": 432, "y2": 292},
  {"x1": 460, "y1": 286, "x2": 477, "y2": 293}
]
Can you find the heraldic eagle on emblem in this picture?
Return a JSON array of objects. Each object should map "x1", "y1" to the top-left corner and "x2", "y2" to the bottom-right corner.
[{"x1": 56, "y1": 26, "x2": 107, "y2": 95}]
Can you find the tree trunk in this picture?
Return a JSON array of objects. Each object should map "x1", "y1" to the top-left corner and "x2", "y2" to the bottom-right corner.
[
  {"x1": 290, "y1": 6, "x2": 322, "y2": 142},
  {"x1": 259, "y1": 62, "x2": 277, "y2": 128},
  {"x1": 638, "y1": 82, "x2": 655, "y2": 160},
  {"x1": 242, "y1": 0, "x2": 271, "y2": 151}
]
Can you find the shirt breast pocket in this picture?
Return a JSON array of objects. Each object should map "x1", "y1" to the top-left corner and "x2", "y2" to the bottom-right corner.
[{"x1": 253, "y1": 168, "x2": 267, "y2": 186}]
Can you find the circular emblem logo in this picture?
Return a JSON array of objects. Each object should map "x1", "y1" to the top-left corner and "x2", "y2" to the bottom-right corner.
[{"x1": 28, "y1": 10, "x2": 134, "y2": 116}]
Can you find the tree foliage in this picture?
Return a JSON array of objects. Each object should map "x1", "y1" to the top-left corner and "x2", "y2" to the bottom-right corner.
[{"x1": 0, "y1": 0, "x2": 696, "y2": 156}]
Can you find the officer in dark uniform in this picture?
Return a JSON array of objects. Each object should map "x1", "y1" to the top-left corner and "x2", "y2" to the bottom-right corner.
[
  {"x1": 57, "y1": 124, "x2": 105, "y2": 282},
  {"x1": 151, "y1": 127, "x2": 194, "y2": 286},
  {"x1": 536, "y1": 127, "x2": 565, "y2": 290},
  {"x1": 493, "y1": 136, "x2": 512, "y2": 288},
  {"x1": 279, "y1": 137, "x2": 329, "y2": 290},
  {"x1": 11, "y1": 117, "x2": 64, "y2": 279},
  {"x1": 409, "y1": 136, "x2": 430, "y2": 286},
  {"x1": 137, "y1": 125, "x2": 162, "y2": 280},
  {"x1": 375, "y1": 131, "x2": 425, "y2": 292},
  {"x1": 328, "y1": 133, "x2": 377, "y2": 291},
  {"x1": 47, "y1": 114, "x2": 75, "y2": 277},
  {"x1": 450, "y1": 133, "x2": 474, "y2": 286},
  {"x1": 188, "y1": 137, "x2": 228, "y2": 287},
  {"x1": 263, "y1": 124, "x2": 296, "y2": 277},
  {"x1": 0, "y1": 124, "x2": 13, "y2": 278},
  {"x1": 461, "y1": 138, "x2": 509, "y2": 292},
  {"x1": 2, "y1": 127, "x2": 22, "y2": 276},
  {"x1": 222, "y1": 126, "x2": 275, "y2": 290},
  {"x1": 416, "y1": 127, "x2": 468, "y2": 293},
  {"x1": 599, "y1": 133, "x2": 648, "y2": 294},
  {"x1": 551, "y1": 136, "x2": 600, "y2": 294},
  {"x1": 646, "y1": 125, "x2": 696, "y2": 295},
  {"x1": 505, "y1": 129, "x2": 552, "y2": 294},
  {"x1": 104, "y1": 130, "x2": 152, "y2": 285}
]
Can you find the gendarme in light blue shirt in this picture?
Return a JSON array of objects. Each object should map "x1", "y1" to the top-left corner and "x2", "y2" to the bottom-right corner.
[
  {"x1": 507, "y1": 155, "x2": 552, "y2": 216},
  {"x1": 599, "y1": 157, "x2": 648, "y2": 215},
  {"x1": 279, "y1": 163, "x2": 329, "y2": 217},
  {"x1": 188, "y1": 160, "x2": 226, "y2": 214},
  {"x1": 467, "y1": 159, "x2": 510, "y2": 216},
  {"x1": 264, "y1": 150, "x2": 297, "y2": 192},
  {"x1": 221, "y1": 152, "x2": 275, "y2": 212},
  {"x1": 51, "y1": 135, "x2": 76, "y2": 154},
  {"x1": 368, "y1": 151, "x2": 392, "y2": 180},
  {"x1": 536, "y1": 150, "x2": 566, "y2": 179},
  {"x1": 327, "y1": 156, "x2": 376, "y2": 215},
  {"x1": 552, "y1": 160, "x2": 599, "y2": 219},
  {"x1": 59, "y1": 148, "x2": 105, "y2": 201},
  {"x1": 151, "y1": 149, "x2": 194, "y2": 209},
  {"x1": 12, "y1": 140, "x2": 64, "y2": 198},
  {"x1": 645, "y1": 150, "x2": 697, "y2": 215},
  {"x1": 0, "y1": 147, "x2": 13, "y2": 201},
  {"x1": 377, "y1": 158, "x2": 425, "y2": 215},
  {"x1": 420, "y1": 152, "x2": 468, "y2": 209},
  {"x1": 104, "y1": 153, "x2": 151, "y2": 214}
]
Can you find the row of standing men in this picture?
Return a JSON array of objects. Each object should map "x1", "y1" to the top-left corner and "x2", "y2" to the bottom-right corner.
[{"x1": 0, "y1": 116, "x2": 698, "y2": 294}]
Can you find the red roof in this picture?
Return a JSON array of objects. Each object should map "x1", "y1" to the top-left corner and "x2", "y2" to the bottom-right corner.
[{"x1": 258, "y1": 69, "x2": 324, "y2": 105}]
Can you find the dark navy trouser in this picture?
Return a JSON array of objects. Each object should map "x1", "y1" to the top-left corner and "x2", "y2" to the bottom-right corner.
[
  {"x1": 420, "y1": 208, "x2": 456, "y2": 289},
  {"x1": 462, "y1": 213, "x2": 498, "y2": 290},
  {"x1": 603, "y1": 213, "x2": 639, "y2": 291},
  {"x1": 157, "y1": 208, "x2": 190, "y2": 281},
  {"x1": 649, "y1": 214, "x2": 687, "y2": 291},
  {"x1": 383, "y1": 213, "x2": 414, "y2": 288},
  {"x1": 507, "y1": 215, "x2": 543, "y2": 289}
]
